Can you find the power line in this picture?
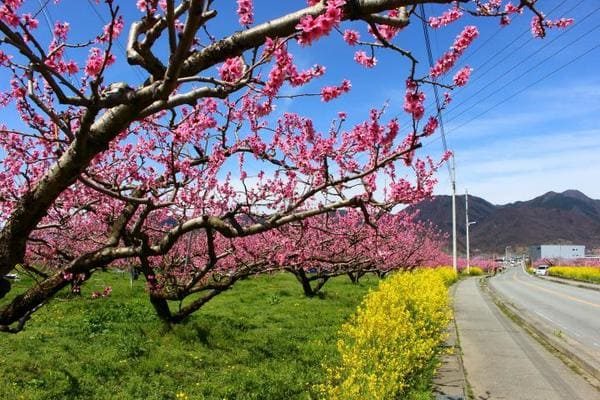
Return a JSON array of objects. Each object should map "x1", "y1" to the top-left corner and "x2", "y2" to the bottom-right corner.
[
  {"x1": 421, "y1": 40, "x2": 600, "y2": 148},
  {"x1": 443, "y1": 1, "x2": 598, "y2": 123},
  {"x1": 446, "y1": 42, "x2": 600, "y2": 135},
  {"x1": 459, "y1": 0, "x2": 570, "y2": 68},
  {"x1": 420, "y1": 4, "x2": 459, "y2": 275},
  {"x1": 444, "y1": 15, "x2": 600, "y2": 125},
  {"x1": 420, "y1": 5, "x2": 452, "y2": 178},
  {"x1": 36, "y1": 0, "x2": 54, "y2": 38},
  {"x1": 461, "y1": 0, "x2": 577, "y2": 86},
  {"x1": 406, "y1": 0, "x2": 585, "y2": 127}
]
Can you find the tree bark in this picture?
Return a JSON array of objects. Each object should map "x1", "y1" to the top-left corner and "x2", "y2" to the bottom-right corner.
[
  {"x1": 291, "y1": 269, "x2": 330, "y2": 297},
  {"x1": 149, "y1": 295, "x2": 173, "y2": 323},
  {"x1": 0, "y1": 273, "x2": 66, "y2": 326}
]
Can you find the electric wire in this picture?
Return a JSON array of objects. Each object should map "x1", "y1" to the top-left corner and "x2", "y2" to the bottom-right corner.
[
  {"x1": 460, "y1": 0, "x2": 579, "y2": 87},
  {"x1": 443, "y1": 1, "x2": 599, "y2": 123},
  {"x1": 420, "y1": 4, "x2": 454, "y2": 179},
  {"x1": 445, "y1": 41, "x2": 600, "y2": 135},
  {"x1": 420, "y1": 40, "x2": 600, "y2": 148},
  {"x1": 399, "y1": 0, "x2": 586, "y2": 130}
]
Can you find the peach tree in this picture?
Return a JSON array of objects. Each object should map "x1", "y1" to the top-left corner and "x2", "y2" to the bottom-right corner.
[{"x1": 0, "y1": 0, "x2": 570, "y2": 331}]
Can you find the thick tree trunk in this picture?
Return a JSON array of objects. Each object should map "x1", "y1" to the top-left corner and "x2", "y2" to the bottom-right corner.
[
  {"x1": 0, "y1": 279, "x2": 10, "y2": 299},
  {"x1": 0, "y1": 273, "x2": 67, "y2": 326},
  {"x1": 312, "y1": 276, "x2": 329, "y2": 294},
  {"x1": 377, "y1": 270, "x2": 389, "y2": 279},
  {"x1": 0, "y1": 103, "x2": 148, "y2": 284},
  {"x1": 149, "y1": 295, "x2": 173, "y2": 323},
  {"x1": 294, "y1": 269, "x2": 317, "y2": 297},
  {"x1": 170, "y1": 288, "x2": 224, "y2": 323},
  {"x1": 291, "y1": 269, "x2": 330, "y2": 297},
  {"x1": 348, "y1": 269, "x2": 369, "y2": 283}
]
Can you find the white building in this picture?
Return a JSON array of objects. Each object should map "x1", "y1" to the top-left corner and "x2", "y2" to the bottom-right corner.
[{"x1": 528, "y1": 244, "x2": 585, "y2": 260}]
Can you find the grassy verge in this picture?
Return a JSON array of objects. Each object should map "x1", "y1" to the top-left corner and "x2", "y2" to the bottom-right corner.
[
  {"x1": 459, "y1": 267, "x2": 484, "y2": 277},
  {"x1": 1, "y1": 272, "x2": 381, "y2": 400},
  {"x1": 548, "y1": 266, "x2": 600, "y2": 284}
]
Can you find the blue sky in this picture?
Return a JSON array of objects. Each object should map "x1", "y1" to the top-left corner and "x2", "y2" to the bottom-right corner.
[{"x1": 3, "y1": 0, "x2": 599, "y2": 205}]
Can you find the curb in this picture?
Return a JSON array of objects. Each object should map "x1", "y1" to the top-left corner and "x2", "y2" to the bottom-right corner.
[
  {"x1": 482, "y1": 277, "x2": 600, "y2": 389},
  {"x1": 535, "y1": 275, "x2": 600, "y2": 292},
  {"x1": 433, "y1": 283, "x2": 469, "y2": 400}
]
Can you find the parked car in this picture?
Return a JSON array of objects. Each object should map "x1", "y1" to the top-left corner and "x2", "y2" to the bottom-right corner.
[{"x1": 535, "y1": 265, "x2": 549, "y2": 276}]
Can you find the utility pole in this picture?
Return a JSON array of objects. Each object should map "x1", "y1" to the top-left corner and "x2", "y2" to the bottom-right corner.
[
  {"x1": 419, "y1": 4, "x2": 458, "y2": 274},
  {"x1": 465, "y1": 189, "x2": 476, "y2": 274},
  {"x1": 451, "y1": 162, "x2": 457, "y2": 274}
]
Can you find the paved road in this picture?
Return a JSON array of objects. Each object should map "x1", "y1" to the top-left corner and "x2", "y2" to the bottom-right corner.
[
  {"x1": 454, "y1": 278, "x2": 599, "y2": 400},
  {"x1": 491, "y1": 265, "x2": 600, "y2": 363}
]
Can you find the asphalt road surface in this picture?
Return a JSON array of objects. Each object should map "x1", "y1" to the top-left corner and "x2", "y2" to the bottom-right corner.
[
  {"x1": 454, "y1": 277, "x2": 599, "y2": 400},
  {"x1": 491, "y1": 265, "x2": 600, "y2": 364}
]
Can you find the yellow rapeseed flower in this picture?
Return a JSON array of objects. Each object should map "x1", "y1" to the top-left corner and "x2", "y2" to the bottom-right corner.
[{"x1": 318, "y1": 268, "x2": 456, "y2": 400}]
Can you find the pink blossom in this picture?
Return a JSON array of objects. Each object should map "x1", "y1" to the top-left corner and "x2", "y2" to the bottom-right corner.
[
  {"x1": 290, "y1": 65, "x2": 325, "y2": 86},
  {"x1": 504, "y1": 2, "x2": 520, "y2": 14},
  {"x1": 22, "y1": 14, "x2": 39, "y2": 29},
  {"x1": 102, "y1": 286, "x2": 112, "y2": 297},
  {"x1": 136, "y1": 0, "x2": 149, "y2": 12},
  {"x1": 85, "y1": 47, "x2": 115, "y2": 77},
  {"x1": 237, "y1": 0, "x2": 254, "y2": 26},
  {"x1": 354, "y1": 51, "x2": 377, "y2": 68},
  {"x1": 477, "y1": 0, "x2": 502, "y2": 15},
  {"x1": 369, "y1": 9, "x2": 404, "y2": 41},
  {"x1": 443, "y1": 92, "x2": 452, "y2": 106},
  {"x1": 53, "y1": 22, "x2": 70, "y2": 41},
  {"x1": 99, "y1": 16, "x2": 124, "y2": 42},
  {"x1": 429, "y1": 7, "x2": 463, "y2": 29},
  {"x1": 65, "y1": 60, "x2": 79, "y2": 75},
  {"x1": 403, "y1": 81, "x2": 425, "y2": 120},
  {"x1": 219, "y1": 57, "x2": 245, "y2": 82},
  {"x1": 453, "y1": 66, "x2": 472, "y2": 87},
  {"x1": 343, "y1": 29, "x2": 360, "y2": 46},
  {"x1": 0, "y1": 5, "x2": 20, "y2": 26},
  {"x1": 296, "y1": 0, "x2": 345, "y2": 46},
  {"x1": 422, "y1": 117, "x2": 438, "y2": 136},
  {"x1": 549, "y1": 18, "x2": 574, "y2": 29},
  {"x1": 531, "y1": 15, "x2": 573, "y2": 38},
  {"x1": 430, "y1": 26, "x2": 478, "y2": 78},
  {"x1": 320, "y1": 79, "x2": 351, "y2": 102},
  {"x1": 0, "y1": 50, "x2": 11, "y2": 66},
  {"x1": 530, "y1": 16, "x2": 544, "y2": 38}
]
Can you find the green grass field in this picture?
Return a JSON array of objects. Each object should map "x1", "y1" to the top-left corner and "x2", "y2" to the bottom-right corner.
[{"x1": 1, "y1": 272, "x2": 385, "y2": 400}]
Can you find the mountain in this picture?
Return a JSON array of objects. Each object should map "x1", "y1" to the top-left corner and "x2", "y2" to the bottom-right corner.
[{"x1": 409, "y1": 190, "x2": 600, "y2": 254}]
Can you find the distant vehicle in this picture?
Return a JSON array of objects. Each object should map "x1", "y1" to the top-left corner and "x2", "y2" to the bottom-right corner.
[{"x1": 535, "y1": 265, "x2": 549, "y2": 276}]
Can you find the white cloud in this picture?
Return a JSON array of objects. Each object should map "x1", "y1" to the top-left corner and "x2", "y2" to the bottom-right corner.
[{"x1": 429, "y1": 78, "x2": 600, "y2": 204}]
